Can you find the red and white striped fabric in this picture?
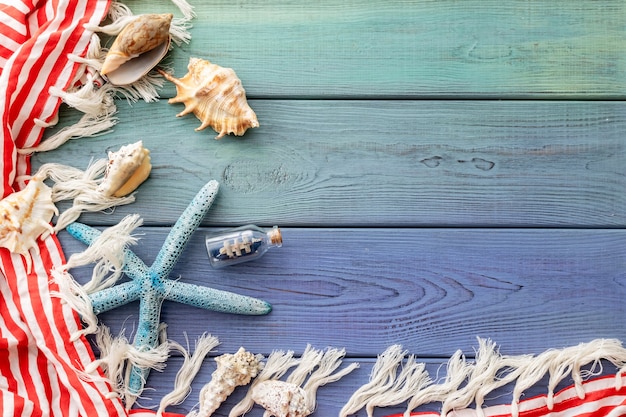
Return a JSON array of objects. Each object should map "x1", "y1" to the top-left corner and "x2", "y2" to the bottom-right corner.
[
  {"x1": 386, "y1": 375, "x2": 626, "y2": 417},
  {"x1": 0, "y1": 0, "x2": 127, "y2": 415}
]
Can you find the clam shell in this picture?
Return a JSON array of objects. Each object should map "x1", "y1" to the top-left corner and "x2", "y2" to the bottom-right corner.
[
  {"x1": 158, "y1": 58, "x2": 259, "y2": 139},
  {"x1": 0, "y1": 177, "x2": 58, "y2": 271},
  {"x1": 98, "y1": 141, "x2": 151, "y2": 197},
  {"x1": 102, "y1": 13, "x2": 173, "y2": 86}
]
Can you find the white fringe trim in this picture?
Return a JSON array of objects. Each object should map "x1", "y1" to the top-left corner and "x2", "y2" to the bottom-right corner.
[
  {"x1": 26, "y1": 0, "x2": 195, "y2": 154},
  {"x1": 339, "y1": 338, "x2": 626, "y2": 417},
  {"x1": 230, "y1": 345, "x2": 358, "y2": 417},
  {"x1": 157, "y1": 334, "x2": 220, "y2": 416},
  {"x1": 404, "y1": 349, "x2": 472, "y2": 417},
  {"x1": 340, "y1": 344, "x2": 409, "y2": 417},
  {"x1": 300, "y1": 346, "x2": 359, "y2": 412},
  {"x1": 50, "y1": 268, "x2": 99, "y2": 340},
  {"x1": 363, "y1": 354, "x2": 429, "y2": 417},
  {"x1": 64, "y1": 214, "x2": 143, "y2": 294},
  {"x1": 84, "y1": 325, "x2": 171, "y2": 407},
  {"x1": 170, "y1": 0, "x2": 196, "y2": 21},
  {"x1": 49, "y1": 214, "x2": 142, "y2": 340},
  {"x1": 228, "y1": 350, "x2": 300, "y2": 417},
  {"x1": 31, "y1": 161, "x2": 137, "y2": 232},
  {"x1": 84, "y1": 326, "x2": 131, "y2": 391}
]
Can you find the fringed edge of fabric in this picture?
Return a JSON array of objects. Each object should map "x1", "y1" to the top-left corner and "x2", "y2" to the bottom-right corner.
[
  {"x1": 96, "y1": 325, "x2": 171, "y2": 409},
  {"x1": 227, "y1": 349, "x2": 300, "y2": 417},
  {"x1": 157, "y1": 334, "x2": 220, "y2": 416},
  {"x1": 339, "y1": 338, "x2": 626, "y2": 417},
  {"x1": 27, "y1": 160, "x2": 138, "y2": 233},
  {"x1": 49, "y1": 213, "x2": 143, "y2": 342},
  {"x1": 228, "y1": 345, "x2": 359, "y2": 417},
  {"x1": 20, "y1": 0, "x2": 195, "y2": 155}
]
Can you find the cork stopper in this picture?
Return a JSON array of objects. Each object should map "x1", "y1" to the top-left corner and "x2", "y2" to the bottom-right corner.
[{"x1": 268, "y1": 226, "x2": 283, "y2": 247}]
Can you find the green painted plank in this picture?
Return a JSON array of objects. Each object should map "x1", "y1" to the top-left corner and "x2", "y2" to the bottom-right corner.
[
  {"x1": 115, "y1": 0, "x2": 626, "y2": 98},
  {"x1": 34, "y1": 100, "x2": 626, "y2": 227},
  {"x1": 59, "y1": 227, "x2": 626, "y2": 357}
]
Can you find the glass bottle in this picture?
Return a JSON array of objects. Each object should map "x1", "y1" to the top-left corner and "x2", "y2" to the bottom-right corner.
[{"x1": 205, "y1": 225, "x2": 282, "y2": 268}]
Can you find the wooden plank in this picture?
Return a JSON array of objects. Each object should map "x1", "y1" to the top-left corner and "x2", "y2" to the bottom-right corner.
[
  {"x1": 58, "y1": 227, "x2": 626, "y2": 358},
  {"x1": 35, "y1": 100, "x2": 626, "y2": 227},
  {"x1": 117, "y1": 0, "x2": 626, "y2": 99}
]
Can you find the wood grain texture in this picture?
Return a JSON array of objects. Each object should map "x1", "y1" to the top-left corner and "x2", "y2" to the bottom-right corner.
[
  {"x1": 116, "y1": 0, "x2": 626, "y2": 99},
  {"x1": 27, "y1": 1, "x2": 626, "y2": 415},
  {"x1": 34, "y1": 100, "x2": 626, "y2": 227},
  {"x1": 58, "y1": 227, "x2": 626, "y2": 358}
]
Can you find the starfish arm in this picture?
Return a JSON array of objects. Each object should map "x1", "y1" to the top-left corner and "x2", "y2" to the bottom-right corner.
[
  {"x1": 123, "y1": 248, "x2": 151, "y2": 280},
  {"x1": 65, "y1": 221, "x2": 150, "y2": 280},
  {"x1": 151, "y1": 180, "x2": 219, "y2": 277},
  {"x1": 163, "y1": 280, "x2": 272, "y2": 315},
  {"x1": 128, "y1": 286, "x2": 166, "y2": 397},
  {"x1": 65, "y1": 221, "x2": 102, "y2": 246},
  {"x1": 64, "y1": 181, "x2": 272, "y2": 402},
  {"x1": 89, "y1": 281, "x2": 142, "y2": 314}
]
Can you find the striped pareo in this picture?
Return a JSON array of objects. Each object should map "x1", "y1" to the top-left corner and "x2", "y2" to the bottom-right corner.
[{"x1": 0, "y1": 1, "x2": 128, "y2": 415}]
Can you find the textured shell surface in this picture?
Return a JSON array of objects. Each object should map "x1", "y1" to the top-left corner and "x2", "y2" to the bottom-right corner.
[
  {"x1": 0, "y1": 177, "x2": 58, "y2": 264},
  {"x1": 101, "y1": 13, "x2": 172, "y2": 85},
  {"x1": 158, "y1": 57, "x2": 259, "y2": 139},
  {"x1": 195, "y1": 347, "x2": 264, "y2": 417},
  {"x1": 251, "y1": 380, "x2": 311, "y2": 417},
  {"x1": 214, "y1": 346, "x2": 264, "y2": 386},
  {"x1": 98, "y1": 140, "x2": 151, "y2": 197}
]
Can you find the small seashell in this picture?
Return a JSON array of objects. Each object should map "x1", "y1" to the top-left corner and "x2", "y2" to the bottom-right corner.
[
  {"x1": 98, "y1": 141, "x2": 151, "y2": 197},
  {"x1": 251, "y1": 380, "x2": 311, "y2": 417},
  {"x1": 101, "y1": 13, "x2": 173, "y2": 85},
  {"x1": 158, "y1": 58, "x2": 259, "y2": 139},
  {"x1": 0, "y1": 177, "x2": 58, "y2": 271},
  {"x1": 195, "y1": 347, "x2": 264, "y2": 417}
]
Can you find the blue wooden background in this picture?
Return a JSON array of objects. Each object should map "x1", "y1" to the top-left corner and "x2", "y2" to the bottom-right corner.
[{"x1": 35, "y1": 1, "x2": 625, "y2": 416}]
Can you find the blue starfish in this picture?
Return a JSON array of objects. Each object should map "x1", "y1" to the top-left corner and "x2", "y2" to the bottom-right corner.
[{"x1": 65, "y1": 180, "x2": 272, "y2": 403}]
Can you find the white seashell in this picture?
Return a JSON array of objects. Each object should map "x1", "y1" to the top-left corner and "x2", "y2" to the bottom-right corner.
[
  {"x1": 101, "y1": 13, "x2": 172, "y2": 86},
  {"x1": 0, "y1": 177, "x2": 58, "y2": 271},
  {"x1": 196, "y1": 347, "x2": 264, "y2": 417},
  {"x1": 158, "y1": 57, "x2": 259, "y2": 139},
  {"x1": 98, "y1": 141, "x2": 151, "y2": 197},
  {"x1": 251, "y1": 380, "x2": 311, "y2": 417}
]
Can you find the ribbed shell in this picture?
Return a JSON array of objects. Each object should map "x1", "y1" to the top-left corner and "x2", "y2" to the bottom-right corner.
[
  {"x1": 158, "y1": 58, "x2": 259, "y2": 139},
  {"x1": 0, "y1": 177, "x2": 58, "y2": 271}
]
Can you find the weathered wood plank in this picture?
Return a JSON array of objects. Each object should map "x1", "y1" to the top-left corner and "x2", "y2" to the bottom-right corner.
[
  {"x1": 35, "y1": 100, "x2": 626, "y2": 227},
  {"x1": 116, "y1": 0, "x2": 626, "y2": 98},
  {"x1": 58, "y1": 228, "x2": 626, "y2": 358}
]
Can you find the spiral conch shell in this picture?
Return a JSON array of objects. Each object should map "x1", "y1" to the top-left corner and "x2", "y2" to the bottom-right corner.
[
  {"x1": 158, "y1": 58, "x2": 259, "y2": 139},
  {"x1": 98, "y1": 141, "x2": 151, "y2": 197},
  {"x1": 0, "y1": 177, "x2": 58, "y2": 271},
  {"x1": 193, "y1": 347, "x2": 264, "y2": 417},
  {"x1": 101, "y1": 13, "x2": 172, "y2": 85}
]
